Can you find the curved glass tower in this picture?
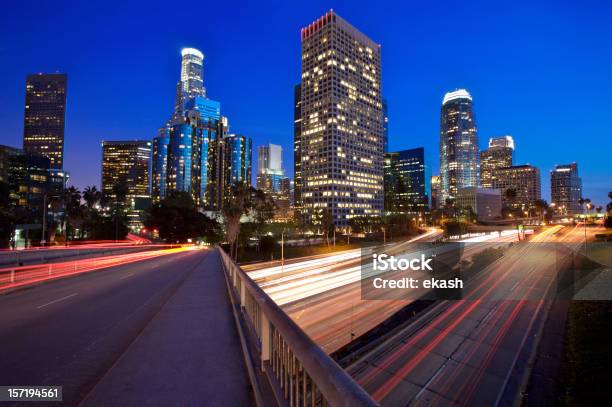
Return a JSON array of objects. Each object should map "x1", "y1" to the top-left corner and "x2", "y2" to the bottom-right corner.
[{"x1": 440, "y1": 89, "x2": 479, "y2": 204}]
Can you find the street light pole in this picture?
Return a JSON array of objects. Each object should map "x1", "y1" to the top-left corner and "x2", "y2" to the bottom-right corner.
[
  {"x1": 281, "y1": 229, "x2": 284, "y2": 272},
  {"x1": 41, "y1": 194, "x2": 47, "y2": 246}
]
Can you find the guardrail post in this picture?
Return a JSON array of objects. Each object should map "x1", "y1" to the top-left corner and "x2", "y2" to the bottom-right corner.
[
  {"x1": 10, "y1": 269, "x2": 15, "y2": 283},
  {"x1": 240, "y1": 280, "x2": 246, "y2": 306},
  {"x1": 261, "y1": 313, "x2": 271, "y2": 371}
]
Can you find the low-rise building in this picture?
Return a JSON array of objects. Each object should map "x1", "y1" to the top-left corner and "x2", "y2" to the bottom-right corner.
[{"x1": 457, "y1": 187, "x2": 502, "y2": 221}]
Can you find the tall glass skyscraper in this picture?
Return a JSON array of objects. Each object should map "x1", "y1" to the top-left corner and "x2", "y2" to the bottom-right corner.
[
  {"x1": 224, "y1": 134, "x2": 252, "y2": 187},
  {"x1": 154, "y1": 47, "x2": 230, "y2": 210},
  {"x1": 23, "y1": 73, "x2": 67, "y2": 170},
  {"x1": 384, "y1": 147, "x2": 430, "y2": 215},
  {"x1": 440, "y1": 89, "x2": 479, "y2": 204},
  {"x1": 299, "y1": 11, "x2": 384, "y2": 227},
  {"x1": 173, "y1": 48, "x2": 206, "y2": 122},
  {"x1": 152, "y1": 125, "x2": 170, "y2": 203}
]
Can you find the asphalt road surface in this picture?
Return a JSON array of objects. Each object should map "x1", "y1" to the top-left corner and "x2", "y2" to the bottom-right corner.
[{"x1": 0, "y1": 248, "x2": 251, "y2": 406}]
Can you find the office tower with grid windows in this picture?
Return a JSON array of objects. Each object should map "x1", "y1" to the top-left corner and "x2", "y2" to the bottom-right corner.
[
  {"x1": 492, "y1": 164, "x2": 541, "y2": 211},
  {"x1": 439, "y1": 89, "x2": 479, "y2": 205},
  {"x1": 480, "y1": 135, "x2": 514, "y2": 188},
  {"x1": 298, "y1": 10, "x2": 384, "y2": 227},
  {"x1": 550, "y1": 163, "x2": 582, "y2": 215},
  {"x1": 293, "y1": 84, "x2": 303, "y2": 212},
  {"x1": 23, "y1": 73, "x2": 68, "y2": 170},
  {"x1": 101, "y1": 140, "x2": 151, "y2": 200}
]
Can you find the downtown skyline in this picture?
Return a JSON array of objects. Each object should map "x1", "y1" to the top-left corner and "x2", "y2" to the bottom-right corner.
[{"x1": 1, "y1": 1, "x2": 610, "y2": 206}]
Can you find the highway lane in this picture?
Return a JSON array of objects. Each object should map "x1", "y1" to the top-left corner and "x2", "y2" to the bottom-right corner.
[
  {"x1": 245, "y1": 229, "x2": 520, "y2": 354},
  {"x1": 346, "y1": 226, "x2": 573, "y2": 406},
  {"x1": 0, "y1": 247, "x2": 208, "y2": 406}
]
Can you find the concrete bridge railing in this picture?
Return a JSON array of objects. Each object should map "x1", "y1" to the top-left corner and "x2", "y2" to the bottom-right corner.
[{"x1": 218, "y1": 247, "x2": 378, "y2": 407}]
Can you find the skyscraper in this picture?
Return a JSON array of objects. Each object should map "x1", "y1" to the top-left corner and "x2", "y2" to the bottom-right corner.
[
  {"x1": 480, "y1": 135, "x2": 514, "y2": 188},
  {"x1": 173, "y1": 48, "x2": 205, "y2": 121},
  {"x1": 224, "y1": 134, "x2": 252, "y2": 188},
  {"x1": 23, "y1": 73, "x2": 67, "y2": 170},
  {"x1": 101, "y1": 140, "x2": 151, "y2": 200},
  {"x1": 384, "y1": 147, "x2": 430, "y2": 215},
  {"x1": 550, "y1": 163, "x2": 582, "y2": 215},
  {"x1": 293, "y1": 84, "x2": 303, "y2": 212},
  {"x1": 151, "y1": 125, "x2": 170, "y2": 203},
  {"x1": 257, "y1": 144, "x2": 290, "y2": 215},
  {"x1": 299, "y1": 10, "x2": 384, "y2": 227},
  {"x1": 492, "y1": 165, "x2": 541, "y2": 211},
  {"x1": 382, "y1": 99, "x2": 389, "y2": 153},
  {"x1": 156, "y1": 47, "x2": 228, "y2": 210},
  {"x1": 430, "y1": 175, "x2": 440, "y2": 210},
  {"x1": 257, "y1": 144, "x2": 284, "y2": 193},
  {"x1": 440, "y1": 89, "x2": 479, "y2": 204}
]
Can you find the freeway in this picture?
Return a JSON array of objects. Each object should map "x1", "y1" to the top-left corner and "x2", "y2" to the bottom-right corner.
[
  {"x1": 345, "y1": 225, "x2": 591, "y2": 406},
  {"x1": 0, "y1": 247, "x2": 251, "y2": 406},
  {"x1": 245, "y1": 229, "x2": 522, "y2": 354}
]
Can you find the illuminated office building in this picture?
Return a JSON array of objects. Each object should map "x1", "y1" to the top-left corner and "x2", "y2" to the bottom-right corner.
[
  {"x1": 550, "y1": 163, "x2": 582, "y2": 215},
  {"x1": 492, "y1": 165, "x2": 541, "y2": 211},
  {"x1": 166, "y1": 111, "x2": 227, "y2": 209},
  {"x1": 0, "y1": 145, "x2": 21, "y2": 183},
  {"x1": 384, "y1": 147, "x2": 430, "y2": 215},
  {"x1": 101, "y1": 140, "x2": 152, "y2": 230},
  {"x1": 151, "y1": 125, "x2": 170, "y2": 203},
  {"x1": 480, "y1": 135, "x2": 514, "y2": 188},
  {"x1": 257, "y1": 143, "x2": 290, "y2": 214},
  {"x1": 440, "y1": 89, "x2": 479, "y2": 204},
  {"x1": 6, "y1": 151, "x2": 50, "y2": 212},
  {"x1": 224, "y1": 134, "x2": 252, "y2": 188},
  {"x1": 257, "y1": 144, "x2": 284, "y2": 192},
  {"x1": 293, "y1": 84, "x2": 303, "y2": 212},
  {"x1": 382, "y1": 99, "x2": 389, "y2": 153},
  {"x1": 23, "y1": 73, "x2": 67, "y2": 170},
  {"x1": 156, "y1": 48, "x2": 227, "y2": 210},
  {"x1": 430, "y1": 175, "x2": 440, "y2": 210},
  {"x1": 299, "y1": 10, "x2": 384, "y2": 227},
  {"x1": 173, "y1": 48, "x2": 206, "y2": 121},
  {"x1": 101, "y1": 140, "x2": 151, "y2": 200}
]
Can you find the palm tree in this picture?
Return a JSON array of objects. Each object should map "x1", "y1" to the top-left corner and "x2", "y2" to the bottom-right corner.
[
  {"x1": 222, "y1": 182, "x2": 252, "y2": 260},
  {"x1": 534, "y1": 199, "x2": 548, "y2": 223},
  {"x1": 83, "y1": 185, "x2": 101, "y2": 210},
  {"x1": 61, "y1": 186, "x2": 82, "y2": 245}
]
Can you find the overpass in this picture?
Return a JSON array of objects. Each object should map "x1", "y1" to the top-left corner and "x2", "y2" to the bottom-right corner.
[{"x1": 0, "y1": 246, "x2": 377, "y2": 406}]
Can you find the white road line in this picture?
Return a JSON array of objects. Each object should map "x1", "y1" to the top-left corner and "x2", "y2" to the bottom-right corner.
[
  {"x1": 120, "y1": 273, "x2": 135, "y2": 280},
  {"x1": 36, "y1": 293, "x2": 78, "y2": 309}
]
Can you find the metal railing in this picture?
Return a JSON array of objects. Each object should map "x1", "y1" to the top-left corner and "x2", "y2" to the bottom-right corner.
[{"x1": 218, "y1": 247, "x2": 378, "y2": 407}]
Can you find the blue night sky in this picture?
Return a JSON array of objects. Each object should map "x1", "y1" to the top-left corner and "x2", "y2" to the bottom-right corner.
[{"x1": 1, "y1": 0, "x2": 610, "y2": 206}]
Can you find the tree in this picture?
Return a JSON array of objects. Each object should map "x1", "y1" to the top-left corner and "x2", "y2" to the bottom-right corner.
[
  {"x1": 251, "y1": 188, "x2": 276, "y2": 242},
  {"x1": 60, "y1": 186, "x2": 82, "y2": 244},
  {"x1": 222, "y1": 182, "x2": 252, "y2": 259},
  {"x1": 143, "y1": 191, "x2": 221, "y2": 244},
  {"x1": 0, "y1": 181, "x2": 14, "y2": 248},
  {"x1": 534, "y1": 199, "x2": 548, "y2": 223},
  {"x1": 82, "y1": 185, "x2": 101, "y2": 210}
]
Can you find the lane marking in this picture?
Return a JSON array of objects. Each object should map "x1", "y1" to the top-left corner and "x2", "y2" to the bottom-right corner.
[
  {"x1": 36, "y1": 293, "x2": 78, "y2": 309},
  {"x1": 120, "y1": 273, "x2": 135, "y2": 280}
]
